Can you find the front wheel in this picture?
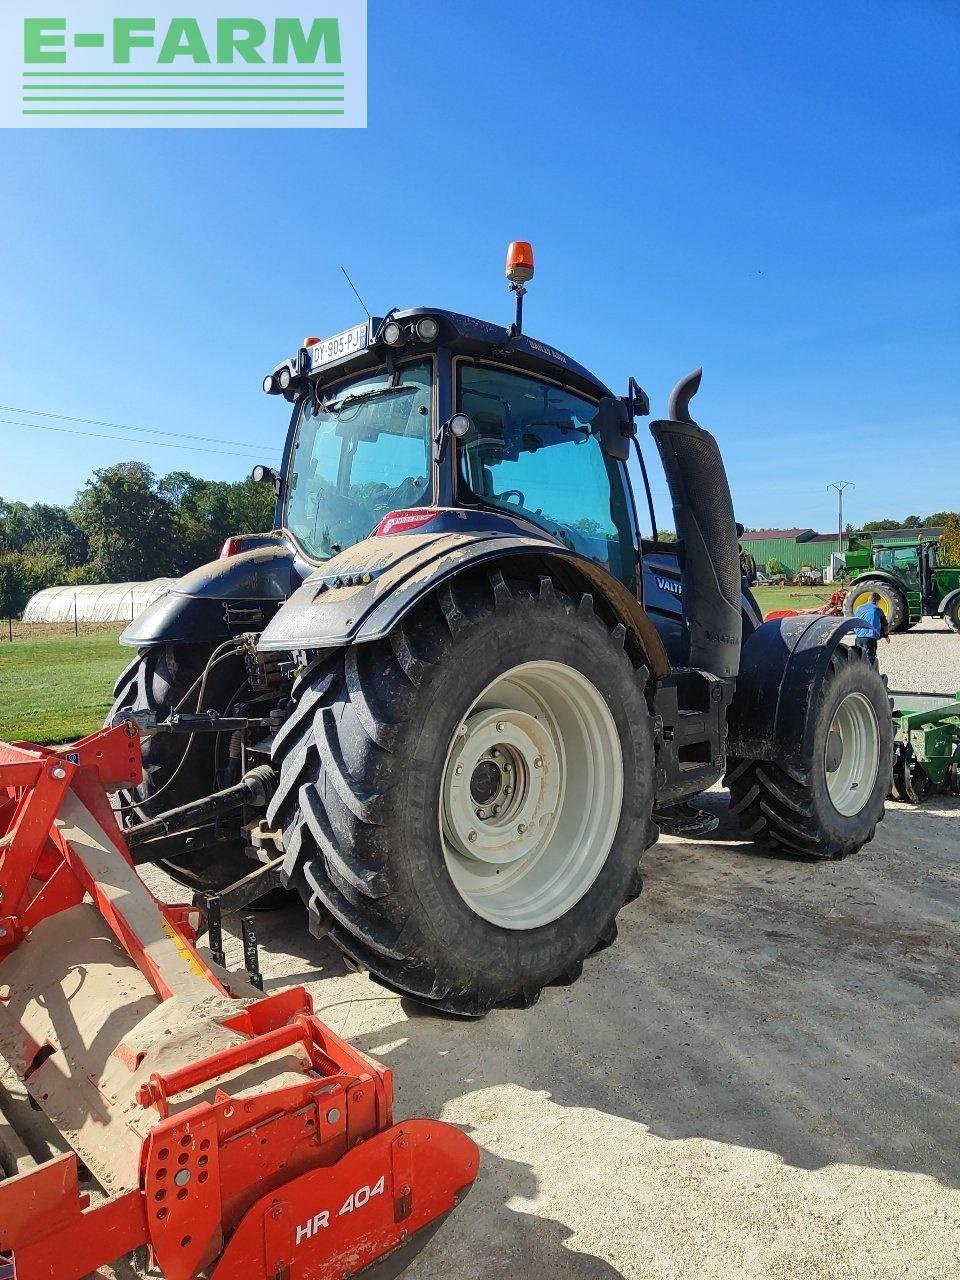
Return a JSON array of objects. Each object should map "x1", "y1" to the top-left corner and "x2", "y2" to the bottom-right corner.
[
  {"x1": 725, "y1": 644, "x2": 892, "y2": 859},
  {"x1": 268, "y1": 572, "x2": 655, "y2": 1016},
  {"x1": 944, "y1": 596, "x2": 960, "y2": 636}
]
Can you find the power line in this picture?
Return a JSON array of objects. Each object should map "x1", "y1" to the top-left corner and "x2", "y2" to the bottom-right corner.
[
  {"x1": 0, "y1": 401, "x2": 281, "y2": 454},
  {"x1": 0, "y1": 417, "x2": 278, "y2": 461}
]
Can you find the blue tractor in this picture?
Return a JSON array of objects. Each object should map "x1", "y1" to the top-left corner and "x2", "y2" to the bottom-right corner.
[{"x1": 109, "y1": 244, "x2": 892, "y2": 1015}]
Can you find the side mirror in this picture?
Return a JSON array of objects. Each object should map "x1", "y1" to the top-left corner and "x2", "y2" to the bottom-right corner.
[
  {"x1": 593, "y1": 397, "x2": 634, "y2": 461},
  {"x1": 251, "y1": 464, "x2": 283, "y2": 497}
]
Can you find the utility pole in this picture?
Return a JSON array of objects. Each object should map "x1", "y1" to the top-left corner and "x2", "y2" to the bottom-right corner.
[{"x1": 827, "y1": 481, "x2": 855, "y2": 556}]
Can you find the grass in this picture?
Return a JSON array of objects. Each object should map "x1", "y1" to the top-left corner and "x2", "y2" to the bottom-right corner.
[
  {"x1": 752, "y1": 583, "x2": 835, "y2": 617},
  {"x1": 0, "y1": 629, "x2": 131, "y2": 745}
]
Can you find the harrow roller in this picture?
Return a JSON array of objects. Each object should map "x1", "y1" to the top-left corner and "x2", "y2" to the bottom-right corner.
[{"x1": 0, "y1": 726, "x2": 477, "y2": 1280}]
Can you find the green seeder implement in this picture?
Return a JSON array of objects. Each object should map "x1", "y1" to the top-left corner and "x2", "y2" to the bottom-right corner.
[{"x1": 889, "y1": 692, "x2": 960, "y2": 803}]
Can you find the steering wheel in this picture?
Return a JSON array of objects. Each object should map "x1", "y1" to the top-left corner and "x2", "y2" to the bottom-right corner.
[{"x1": 499, "y1": 489, "x2": 525, "y2": 506}]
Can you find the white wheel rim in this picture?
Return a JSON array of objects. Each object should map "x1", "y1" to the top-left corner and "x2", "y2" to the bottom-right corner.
[
  {"x1": 439, "y1": 660, "x2": 624, "y2": 930},
  {"x1": 824, "y1": 691, "x2": 881, "y2": 816}
]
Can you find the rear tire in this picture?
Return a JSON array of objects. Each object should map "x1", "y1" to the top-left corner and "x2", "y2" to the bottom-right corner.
[
  {"x1": 108, "y1": 643, "x2": 251, "y2": 891},
  {"x1": 268, "y1": 572, "x2": 655, "y2": 1016},
  {"x1": 725, "y1": 644, "x2": 891, "y2": 859},
  {"x1": 844, "y1": 578, "x2": 907, "y2": 632}
]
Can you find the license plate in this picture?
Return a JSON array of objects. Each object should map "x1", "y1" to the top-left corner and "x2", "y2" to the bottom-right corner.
[{"x1": 309, "y1": 323, "x2": 368, "y2": 370}]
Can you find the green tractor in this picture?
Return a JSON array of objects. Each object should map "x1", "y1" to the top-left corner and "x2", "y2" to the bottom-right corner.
[{"x1": 843, "y1": 538, "x2": 960, "y2": 634}]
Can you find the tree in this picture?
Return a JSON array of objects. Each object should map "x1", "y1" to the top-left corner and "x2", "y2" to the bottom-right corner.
[
  {"x1": 0, "y1": 554, "x2": 30, "y2": 621},
  {"x1": 765, "y1": 557, "x2": 789, "y2": 576},
  {"x1": 941, "y1": 515, "x2": 960, "y2": 564},
  {"x1": 925, "y1": 511, "x2": 959, "y2": 527},
  {"x1": 902, "y1": 514, "x2": 923, "y2": 529},
  {"x1": 656, "y1": 529, "x2": 678, "y2": 543},
  {"x1": 860, "y1": 518, "x2": 901, "y2": 532},
  {"x1": 73, "y1": 462, "x2": 176, "y2": 582}
]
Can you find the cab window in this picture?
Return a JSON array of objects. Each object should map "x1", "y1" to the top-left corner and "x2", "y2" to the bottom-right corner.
[{"x1": 456, "y1": 362, "x2": 636, "y2": 587}]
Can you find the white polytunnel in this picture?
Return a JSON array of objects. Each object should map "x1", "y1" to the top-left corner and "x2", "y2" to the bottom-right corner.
[{"x1": 22, "y1": 580, "x2": 174, "y2": 624}]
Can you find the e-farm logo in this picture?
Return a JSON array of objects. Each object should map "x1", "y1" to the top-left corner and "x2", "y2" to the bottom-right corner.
[{"x1": 0, "y1": 2, "x2": 366, "y2": 128}]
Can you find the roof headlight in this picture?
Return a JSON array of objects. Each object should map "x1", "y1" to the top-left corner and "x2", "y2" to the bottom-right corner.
[
  {"x1": 449, "y1": 413, "x2": 473, "y2": 439},
  {"x1": 277, "y1": 367, "x2": 292, "y2": 392},
  {"x1": 415, "y1": 316, "x2": 440, "y2": 343},
  {"x1": 262, "y1": 374, "x2": 277, "y2": 395},
  {"x1": 383, "y1": 321, "x2": 402, "y2": 346}
]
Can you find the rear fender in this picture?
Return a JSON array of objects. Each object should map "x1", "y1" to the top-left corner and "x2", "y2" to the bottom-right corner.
[
  {"x1": 726, "y1": 614, "x2": 858, "y2": 769},
  {"x1": 848, "y1": 570, "x2": 908, "y2": 599},
  {"x1": 120, "y1": 544, "x2": 298, "y2": 647},
  {"x1": 256, "y1": 531, "x2": 670, "y2": 678}
]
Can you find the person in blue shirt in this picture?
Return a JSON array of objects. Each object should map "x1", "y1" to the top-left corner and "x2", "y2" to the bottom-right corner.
[{"x1": 853, "y1": 592, "x2": 890, "y2": 663}]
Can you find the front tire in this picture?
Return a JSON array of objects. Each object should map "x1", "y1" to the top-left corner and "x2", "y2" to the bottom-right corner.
[
  {"x1": 268, "y1": 572, "x2": 655, "y2": 1016},
  {"x1": 725, "y1": 644, "x2": 891, "y2": 859},
  {"x1": 944, "y1": 596, "x2": 960, "y2": 635}
]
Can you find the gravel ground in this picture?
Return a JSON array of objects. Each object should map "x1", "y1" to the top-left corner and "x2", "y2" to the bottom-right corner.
[
  {"x1": 877, "y1": 616, "x2": 959, "y2": 695},
  {"x1": 145, "y1": 622, "x2": 959, "y2": 1280}
]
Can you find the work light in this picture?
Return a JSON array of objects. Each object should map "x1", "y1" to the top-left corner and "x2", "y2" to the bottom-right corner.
[
  {"x1": 383, "y1": 321, "x2": 402, "y2": 345},
  {"x1": 416, "y1": 316, "x2": 440, "y2": 343}
]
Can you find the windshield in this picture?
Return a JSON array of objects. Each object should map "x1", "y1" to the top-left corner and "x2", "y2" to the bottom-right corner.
[
  {"x1": 456, "y1": 362, "x2": 636, "y2": 585},
  {"x1": 284, "y1": 361, "x2": 433, "y2": 559}
]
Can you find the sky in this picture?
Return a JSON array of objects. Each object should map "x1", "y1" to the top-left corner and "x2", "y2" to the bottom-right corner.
[{"x1": 1, "y1": 0, "x2": 958, "y2": 535}]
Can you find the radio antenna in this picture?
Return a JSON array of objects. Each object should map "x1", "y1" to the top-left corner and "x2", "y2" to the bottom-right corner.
[{"x1": 340, "y1": 266, "x2": 371, "y2": 319}]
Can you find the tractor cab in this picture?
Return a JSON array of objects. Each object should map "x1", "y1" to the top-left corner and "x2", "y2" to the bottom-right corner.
[{"x1": 262, "y1": 253, "x2": 648, "y2": 600}]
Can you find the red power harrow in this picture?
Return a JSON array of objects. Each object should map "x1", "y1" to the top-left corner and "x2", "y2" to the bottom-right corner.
[{"x1": 0, "y1": 725, "x2": 477, "y2": 1280}]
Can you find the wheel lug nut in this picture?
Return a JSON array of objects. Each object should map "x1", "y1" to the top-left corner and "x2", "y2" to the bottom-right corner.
[
  {"x1": 496, "y1": 722, "x2": 505, "y2": 732},
  {"x1": 517, "y1": 823, "x2": 527, "y2": 834},
  {"x1": 468, "y1": 831, "x2": 478, "y2": 843},
  {"x1": 533, "y1": 757, "x2": 543, "y2": 769},
  {"x1": 455, "y1": 764, "x2": 463, "y2": 776},
  {"x1": 492, "y1": 805, "x2": 501, "y2": 816}
]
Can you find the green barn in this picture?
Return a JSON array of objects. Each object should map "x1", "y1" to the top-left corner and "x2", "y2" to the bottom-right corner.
[{"x1": 740, "y1": 529, "x2": 837, "y2": 574}]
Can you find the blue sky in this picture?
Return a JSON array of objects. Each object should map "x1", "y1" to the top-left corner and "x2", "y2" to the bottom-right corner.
[{"x1": 1, "y1": 0, "x2": 957, "y2": 533}]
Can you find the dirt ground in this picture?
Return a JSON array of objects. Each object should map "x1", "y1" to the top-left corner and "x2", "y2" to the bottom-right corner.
[
  {"x1": 193, "y1": 790, "x2": 957, "y2": 1280},
  {"x1": 146, "y1": 621, "x2": 960, "y2": 1280}
]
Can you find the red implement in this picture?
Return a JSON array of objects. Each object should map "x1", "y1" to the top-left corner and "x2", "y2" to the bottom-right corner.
[{"x1": 0, "y1": 725, "x2": 477, "y2": 1280}]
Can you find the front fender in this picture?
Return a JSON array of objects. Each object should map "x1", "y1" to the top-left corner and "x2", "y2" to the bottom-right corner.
[
  {"x1": 937, "y1": 587, "x2": 960, "y2": 617},
  {"x1": 256, "y1": 531, "x2": 671, "y2": 678},
  {"x1": 120, "y1": 545, "x2": 299, "y2": 647},
  {"x1": 726, "y1": 614, "x2": 859, "y2": 769}
]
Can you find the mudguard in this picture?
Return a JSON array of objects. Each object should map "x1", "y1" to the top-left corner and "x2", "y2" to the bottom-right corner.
[
  {"x1": 937, "y1": 587, "x2": 960, "y2": 617},
  {"x1": 120, "y1": 544, "x2": 299, "y2": 647},
  {"x1": 256, "y1": 531, "x2": 671, "y2": 678},
  {"x1": 726, "y1": 614, "x2": 859, "y2": 769},
  {"x1": 847, "y1": 569, "x2": 908, "y2": 598}
]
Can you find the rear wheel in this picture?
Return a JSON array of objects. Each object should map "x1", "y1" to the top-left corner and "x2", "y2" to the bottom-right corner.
[
  {"x1": 844, "y1": 578, "x2": 907, "y2": 632},
  {"x1": 725, "y1": 644, "x2": 891, "y2": 859},
  {"x1": 268, "y1": 572, "x2": 655, "y2": 1016},
  {"x1": 108, "y1": 643, "x2": 251, "y2": 891}
]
